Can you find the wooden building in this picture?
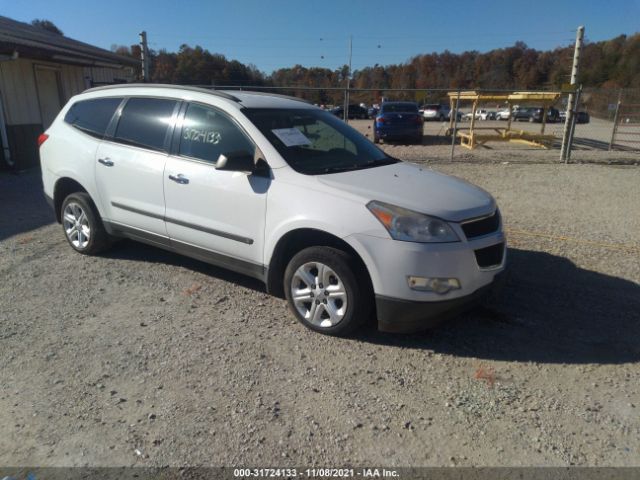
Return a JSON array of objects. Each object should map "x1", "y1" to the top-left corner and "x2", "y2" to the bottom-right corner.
[{"x1": 0, "y1": 15, "x2": 137, "y2": 170}]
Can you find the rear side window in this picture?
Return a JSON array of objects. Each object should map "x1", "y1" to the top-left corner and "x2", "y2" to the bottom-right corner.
[
  {"x1": 179, "y1": 103, "x2": 254, "y2": 163},
  {"x1": 114, "y1": 97, "x2": 177, "y2": 152},
  {"x1": 64, "y1": 97, "x2": 122, "y2": 138}
]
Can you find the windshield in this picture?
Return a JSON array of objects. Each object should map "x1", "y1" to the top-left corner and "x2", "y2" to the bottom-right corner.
[
  {"x1": 243, "y1": 108, "x2": 397, "y2": 175},
  {"x1": 382, "y1": 103, "x2": 418, "y2": 113}
]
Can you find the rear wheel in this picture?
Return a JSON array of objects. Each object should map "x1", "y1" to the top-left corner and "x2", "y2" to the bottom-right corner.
[
  {"x1": 284, "y1": 246, "x2": 371, "y2": 336},
  {"x1": 61, "y1": 192, "x2": 111, "y2": 255}
]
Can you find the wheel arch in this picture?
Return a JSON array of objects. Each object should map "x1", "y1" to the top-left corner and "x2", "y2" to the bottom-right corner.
[
  {"x1": 266, "y1": 228, "x2": 374, "y2": 299},
  {"x1": 53, "y1": 177, "x2": 89, "y2": 223}
]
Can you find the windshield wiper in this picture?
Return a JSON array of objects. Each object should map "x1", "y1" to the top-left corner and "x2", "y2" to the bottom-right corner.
[
  {"x1": 321, "y1": 165, "x2": 360, "y2": 174},
  {"x1": 317, "y1": 157, "x2": 399, "y2": 175},
  {"x1": 360, "y1": 157, "x2": 399, "y2": 167}
]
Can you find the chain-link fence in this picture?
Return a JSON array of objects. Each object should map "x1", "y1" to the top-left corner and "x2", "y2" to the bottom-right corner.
[{"x1": 195, "y1": 84, "x2": 639, "y2": 162}]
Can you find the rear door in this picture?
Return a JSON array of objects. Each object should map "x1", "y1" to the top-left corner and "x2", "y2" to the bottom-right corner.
[
  {"x1": 95, "y1": 97, "x2": 179, "y2": 238},
  {"x1": 163, "y1": 102, "x2": 269, "y2": 273}
]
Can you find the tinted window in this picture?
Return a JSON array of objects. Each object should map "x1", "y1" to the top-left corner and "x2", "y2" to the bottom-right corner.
[
  {"x1": 64, "y1": 97, "x2": 122, "y2": 138},
  {"x1": 381, "y1": 103, "x2": 418, "y2": 113},
  {"x1": 114, "y1": 98, "x2": 177, "y2": 151},
  {"x1": 179, "y1": 103, "x2": 254, "y2": 163}
]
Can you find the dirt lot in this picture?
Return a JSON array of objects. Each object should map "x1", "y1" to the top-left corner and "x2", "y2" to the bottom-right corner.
[{"x1": 1, "y1": 158, "x2": 639, "y2": 468}]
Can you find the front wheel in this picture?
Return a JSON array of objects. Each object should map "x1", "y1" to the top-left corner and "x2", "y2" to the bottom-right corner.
[{"x1": 284, "y1": 246, "x2": 372, "y2": 336}]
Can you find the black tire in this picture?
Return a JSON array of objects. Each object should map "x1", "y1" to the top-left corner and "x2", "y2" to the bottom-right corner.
[
  {"x1": 61, "y1": 192, "x2": 111, "y2": 255},
  {"x1": 414, "y1": 134, "x2": 423, "y2": 145},
  {"x1": 284, "y1": 246, "x2": 372, "y2": 336}
]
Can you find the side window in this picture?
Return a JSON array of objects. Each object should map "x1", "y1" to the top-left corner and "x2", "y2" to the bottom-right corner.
[
  {"x1": 64, "y1": 97, "x2": 122, "y2": 138},
  {"x1": 179, "y1": 103, "x2": 254, "y2": 163},
  {"x1": 114, "y1": 97, "x2": 177, "y2": 152}
]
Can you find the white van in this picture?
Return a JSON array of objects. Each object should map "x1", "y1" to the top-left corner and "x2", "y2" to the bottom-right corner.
[{"x1": 39, "y1": 84, "x2": 506, "y2": 336}]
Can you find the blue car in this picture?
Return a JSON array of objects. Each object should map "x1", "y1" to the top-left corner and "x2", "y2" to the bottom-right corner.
[{"x1": 373, "y1": 102, "x2": 423, "y2": 144}]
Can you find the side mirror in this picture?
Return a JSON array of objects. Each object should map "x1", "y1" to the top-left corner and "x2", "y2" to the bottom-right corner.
[{"x1": 215, "y1": 150, "x2": 255, "y2": 173}]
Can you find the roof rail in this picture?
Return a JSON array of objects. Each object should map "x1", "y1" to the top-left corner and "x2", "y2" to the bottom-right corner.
[
  {"x1": 220, "y1": 90, "x2": 313, "y2": 105},
  {"x1": 84, "y1": 83, "x2": 241, "y2": 102}
]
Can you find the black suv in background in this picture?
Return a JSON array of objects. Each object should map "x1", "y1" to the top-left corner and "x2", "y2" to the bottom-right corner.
[
  {"x1": 531, "y1": 107, "x2": 561, "y2": 123},
  {"x1": 331, "y1": 104, "x2": 368, "y2": 119},
  {"x1": 514, "y1": 107, "x2": 560, "y2": 123}
]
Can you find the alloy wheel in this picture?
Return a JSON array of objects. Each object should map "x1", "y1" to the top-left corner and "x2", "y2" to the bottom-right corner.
[
  {"x1": 290, "y1": 261, "x2": 348, "y2": 328},
  {"x1": 63, "y1": 202, "x2": 91, "y2": 249}
]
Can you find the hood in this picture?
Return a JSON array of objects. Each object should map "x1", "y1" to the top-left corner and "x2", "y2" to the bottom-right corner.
[{"x1": 317, "y1": 162, "x2": 495, "y2": 222}]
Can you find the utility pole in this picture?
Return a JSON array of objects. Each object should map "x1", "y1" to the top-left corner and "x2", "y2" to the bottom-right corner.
[
  {"x1": 608, "y1": 90, "x2": 623, "y2": 151},
  {"x1": 565, "y1": 84, "x2": 582, "y2": 163},
  {"x1": 139, "y1": 31, "x2": 150, "y2": 82},
  {"x1": 560, "y1": 25, "x2": 584, "y2": 163},
  {"x1": 343, "y1": 35, "x2": 353, "y2": 122}
]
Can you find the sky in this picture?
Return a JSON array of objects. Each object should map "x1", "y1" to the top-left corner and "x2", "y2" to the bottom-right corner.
[{"x1": 2, "y1": 0, "x2": 639, "y2": 74}]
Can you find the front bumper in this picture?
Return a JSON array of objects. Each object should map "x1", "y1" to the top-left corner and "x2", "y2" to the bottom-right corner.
[
  {"x1": 345, "y1": 229, "x2": 507, "y2": 333},
  {"x1": 376, "y1": 271, "x2": 505, "y2": 333}
]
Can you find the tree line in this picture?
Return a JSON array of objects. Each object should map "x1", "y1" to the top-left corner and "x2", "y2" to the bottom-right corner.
[{"x1": 110, "y1": 32, "x2": 639, "y2": 105}]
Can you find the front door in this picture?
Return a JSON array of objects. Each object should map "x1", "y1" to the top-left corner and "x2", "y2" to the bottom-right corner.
[
  {"x1": 164, "y1": 102, "x2": 269, "y2": 272},
  {"x1": 95, "y1": 97, "x2": 178, "y2": 238}
]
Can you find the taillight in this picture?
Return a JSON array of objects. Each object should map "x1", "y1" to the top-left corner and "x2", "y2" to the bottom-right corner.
[
  {"x1": 376, "y1": 116, "x2": 385, "y2": 124},
  {"x1": 414, "y1": 115, "x2": 424, "y2": 125},
  {"x1": 38, "y1": 133, "x2": 49, "y2": 147}
]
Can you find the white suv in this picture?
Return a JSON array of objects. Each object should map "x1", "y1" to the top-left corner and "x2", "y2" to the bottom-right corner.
[{"x1": 40, "y1": 84, "x2": 506, "y2": 336}]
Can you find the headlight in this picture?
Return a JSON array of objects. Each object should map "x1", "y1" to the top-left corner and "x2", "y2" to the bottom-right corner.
[{"x1": 367, "y1": 201, "x2": 459, "y2": 243}]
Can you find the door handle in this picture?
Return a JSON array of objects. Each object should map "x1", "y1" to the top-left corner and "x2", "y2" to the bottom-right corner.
[
  {"x1": 168, "y1": 174, "x2": 189, "y2": 184},
  {"x1": 98, "y1": 158, "x2": 114, "y2": 167}
]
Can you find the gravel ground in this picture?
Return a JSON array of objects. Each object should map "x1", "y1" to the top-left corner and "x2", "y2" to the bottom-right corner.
[{"x1": 1, "y1": 160, "x2": 639, "y2": 469}]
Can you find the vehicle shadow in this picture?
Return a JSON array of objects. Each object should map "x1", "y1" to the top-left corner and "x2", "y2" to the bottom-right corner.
[
  {"x1": 0, "y1": 170, "x2": 56, "y2": 241},
  {"x1": 104, "y1": 239, "x2": 266, "y2": 293},
  {"x1": 357, "y1": 248, "x2": 640, "y2": 365}
]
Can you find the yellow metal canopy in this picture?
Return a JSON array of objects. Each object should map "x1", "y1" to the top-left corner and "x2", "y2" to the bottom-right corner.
[
  {"x1": 446, "y1": 90, "x2": 561, "y2": 103},
  {"x1": 446, "y1": 90, "x2": 563, "y2": 149}
]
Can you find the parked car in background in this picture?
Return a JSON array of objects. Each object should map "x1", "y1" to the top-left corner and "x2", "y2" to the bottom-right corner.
[
  {"x1": 40, "y1": 84, "x2": 506, "y2": 336},
  {"x1": 512, "y1": 107, "x2": 537, "y2": 122},
  {"x1": 495, "y1": 108, "x2": 510, "y2": 120},
  {"x1": 513, "y1": 107, "x2": 561, "y2": 123},
  {"x1": 555, "y1": 110, "x2": 588, "y2": 123},
  {"x1": 332, "y1": 104, "x2": 368, "y2": 119},
  {"x1": 374, "y1": 101, "x2": 423, "y2": 144},
  {"x1": 486, "y1": 111, "x2": 497, "y2": 120},
  {"x1": 367, "y1": 106, "x2": 379, "y2": 119},
  {"x1": 531, "y1": 107, "x2": 560, "y2": 123},
  {"x1": 463, "y1": 109, "x2": 491, "y2": 121},
  {"x1": 576, "y1": 111, "x2": 590, "y2": 124},
  {"x1": 421, "y1": 104, "x2": 451, "y2": 121}
]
